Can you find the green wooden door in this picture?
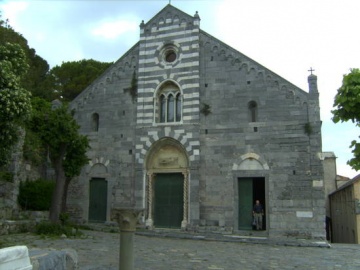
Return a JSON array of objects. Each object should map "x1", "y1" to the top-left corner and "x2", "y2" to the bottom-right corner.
[
  {"x1": 238, "y1": 178, "x2": 253, "y2": 230},
  {"x1": 89, "y1": 178, "x2": 107, "y2": 222},
  {"x1": 154, "y1": 173, "x2": 184, "y2": 228}
]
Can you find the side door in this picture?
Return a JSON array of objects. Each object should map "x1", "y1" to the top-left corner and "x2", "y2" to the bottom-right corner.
[{"x1": 89, "y1": 178, "x2": 107, "y2": 222}]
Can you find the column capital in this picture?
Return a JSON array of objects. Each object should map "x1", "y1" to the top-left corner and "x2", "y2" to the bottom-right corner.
[{"x1": 111, "y1": 208, "x2": 144, "y2": 232}]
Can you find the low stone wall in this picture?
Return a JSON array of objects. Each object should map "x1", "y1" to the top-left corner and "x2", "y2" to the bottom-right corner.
[
  {"x1": 0, "y1": 220, "x2": 36, "y2": 236},
  {"x1": 0, "y1": 211, "x2": 49, "y2": 235}
]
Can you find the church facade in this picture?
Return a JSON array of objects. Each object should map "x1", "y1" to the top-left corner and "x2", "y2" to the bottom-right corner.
[{"x1": 68, "y1": 5, "x2": 325, "y2": 239}]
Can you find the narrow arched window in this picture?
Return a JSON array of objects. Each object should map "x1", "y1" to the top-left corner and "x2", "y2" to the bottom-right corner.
[
  {"x1": 176, "y1": 93, "x2": 182, "y2": 122},
  {"x1": 92, "y1": 113, "x2": 99, "y2": 131},
  {"x1": 248, "y1": 101, "x2": 257, "y2": 122},
  {"x1": 160, "y1": 95, "x2": 166, "y2": 123},
  {"x1": 167, "y1": 94, "x2": 174, "y2": 122}
]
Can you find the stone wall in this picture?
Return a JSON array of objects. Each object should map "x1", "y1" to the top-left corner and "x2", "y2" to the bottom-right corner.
[{"x1": 67, "y1": 5, "x2": 326, "y2": 240}]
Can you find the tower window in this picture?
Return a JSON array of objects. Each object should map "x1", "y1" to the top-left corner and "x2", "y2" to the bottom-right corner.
[
  {"x1": 92, "y1": 113, "x2": 99, "y2": 131},
  {"x1": 248, "y1": 101, "x2": 257, "y2": 122}
]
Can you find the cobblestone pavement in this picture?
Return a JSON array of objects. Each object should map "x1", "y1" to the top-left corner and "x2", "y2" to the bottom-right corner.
[{"x1": 2, "y1": 230, "x2": 360, "y2": 270}]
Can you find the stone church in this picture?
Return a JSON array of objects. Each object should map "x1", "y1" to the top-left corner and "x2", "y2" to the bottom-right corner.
[{"x1": 68, "y1": 4, "x2": 325, "y2": 239}]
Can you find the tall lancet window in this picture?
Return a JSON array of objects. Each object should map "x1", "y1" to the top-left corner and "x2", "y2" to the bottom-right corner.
[
  {"x1": 167, "y1": 94, "x2": 175, "y2": 122},
  {"x1": 176, "y1": 93, "x2": 182, "y2": 122},
  {"x1": 160, "y1": 95, "x2": 166, "y2": 123},
  {"x1": 248, "y1": 101, "x2": 258, "y2": 122},
  {"x1": 92, "y1": 113, "x2": 99, "y2": 131},
  {"x1": 156, "y1": 81, "x2": 182, "y2": 123}
]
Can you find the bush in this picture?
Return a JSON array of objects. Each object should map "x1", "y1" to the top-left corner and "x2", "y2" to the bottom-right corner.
[
  {"x1": 18, "y1": 179, "x2": 55, "y2": 210},
  {"x1": 0, "y1": 170, "x2": 14, "y2": 183},
  {"x1": 35, "y1": 222, "x2": 66, "y2": 235},
  {"x1": 35, "y1": 221, "x2": 81, "y2": 237}
]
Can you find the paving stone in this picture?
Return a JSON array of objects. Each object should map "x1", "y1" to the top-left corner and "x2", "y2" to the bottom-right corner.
[{"x1": 2, "y1": 230, "x2": 360, "y2": 269}]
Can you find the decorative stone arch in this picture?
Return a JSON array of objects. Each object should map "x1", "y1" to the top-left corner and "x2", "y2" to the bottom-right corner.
[
  {"x1": 153, "y1": 79, "x2": 183, "y2": 98},
  {"x1": 144, "y1": 137, "x2": 190, "y2": 229},
  {"x1": 232, "y1": 152, "x2": 270, "y2": 171},
  {"x1": 87, "y1": 157, "x2": 111, "y2": 176}
]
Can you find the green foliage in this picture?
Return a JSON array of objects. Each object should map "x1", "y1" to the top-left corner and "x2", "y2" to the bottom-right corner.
[
  {"x1": 28, "y1": 99, "x2": 90, "y2": 222},
  {"x1": 0, "y1": 42, "x2": 32, "y2": 166},
  {"x1": 0, "y1": 17, "x2": 50, "y2": 100},
  {"x1": 0, "y1": 42, "x2": 29, "y2": 84},
  {"x1": 35, "y1": 221, "x2": 81, "y2": 237},
  {"x1": 22, "y1": 97, "x2": 50, "y2": 165},
  {"x1": 332, "y1": 68, "x2": 360, "y2": 170},
  {"x1": 124, "y1": 70, "x2": 138, "y2": 102},
  {"x1": 332, "y1": 69, "x2": 360, "y2": 124},
  {"x1": 18, "y1": 179, "x2": 55, "y2": 211},
  {"x1": 46, "y1": 59, "x2": 112, "y2": 101},
  {"x1": 22, "y1": 128, "x2": 46, "y2": 165},
  {"x1": 59, "y1": 212, "x2": 70, "y2": 226},
  {"x1": 32, "y1": 102, "x2": 90, "y2": 163},
  {"x1": 200, "y1": 103, "x2": 212, "y2": 116},
  {"x1": 63, "y1": 135, "x2": 90, "y2": 178},
  {"x1": 0, "y1": 170, "x2": 14, "y2": 183}
]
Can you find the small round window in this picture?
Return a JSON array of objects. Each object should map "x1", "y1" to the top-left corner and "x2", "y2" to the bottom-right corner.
[
  {"x1": 157, "y1": 43, "x2": 180, "y2": 67},
  {"x1": 165, "y1": 50, "x2": 176, "y2": 63}
]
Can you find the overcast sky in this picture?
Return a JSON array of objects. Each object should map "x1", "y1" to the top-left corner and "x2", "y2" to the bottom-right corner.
[{"x1": 1, "y1": 0, "x2": 359, "y2": 178}]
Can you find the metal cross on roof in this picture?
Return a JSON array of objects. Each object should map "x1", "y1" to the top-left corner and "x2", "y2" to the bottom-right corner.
[{"x1": 308, "y1": 67, "x2": 315, "y2": 75}]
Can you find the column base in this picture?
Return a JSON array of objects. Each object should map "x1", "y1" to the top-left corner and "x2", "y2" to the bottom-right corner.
[
  {"x1": 145, "y1": 218, "x2": 153, "y2": 229},
  {"x1": 181, "y1": 219, "x2": 187, "y2": 229}
]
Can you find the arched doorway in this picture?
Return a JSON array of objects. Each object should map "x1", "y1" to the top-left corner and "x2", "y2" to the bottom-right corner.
[{"x1": 145, "y1": 137, "x2": 189, "y2": 229}]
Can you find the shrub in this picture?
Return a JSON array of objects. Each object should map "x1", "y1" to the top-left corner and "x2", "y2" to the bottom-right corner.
[
  {"x1": 0, "y1": 170, "x2": 14, "y2": 183},
  {"x1": 35, "y1": 222, "x2": 65, "y2": 235},
  {"x1": 35, "y1": 221, "x2": 81, "y2": 237},
  {"x1": 18, "y1": 179, "x2": 55, "y2": 210}
]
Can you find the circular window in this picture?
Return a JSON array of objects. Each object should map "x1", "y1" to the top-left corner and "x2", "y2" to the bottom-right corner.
[
  {"x1": 165, "y1": 50, "x2": 176, "y2": 63},
  {"x1": 156, "y1": 43, "x2": 181, "y2": 67}
]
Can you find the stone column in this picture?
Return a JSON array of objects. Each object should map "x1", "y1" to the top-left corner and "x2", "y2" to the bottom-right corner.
[
  {"x1": 181, "y1": 170, "x2": 189, "y2": 229},
  {"x1": 145, "y1": 173, "x2": 154, "y2": 228},
  {"x1": 111, "y1": 208, "x2": 143, "y2": 270}
]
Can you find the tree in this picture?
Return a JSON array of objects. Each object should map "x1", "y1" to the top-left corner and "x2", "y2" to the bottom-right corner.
[
  {"x1": 29, "y1": 98, "x2": 90, "y2": 222},
  {"x1": 0, "y1": 42, "x2": 32, "y2": 166},
  {"x1": 46, "y1": 59, "x2": 112, "y2": 101},
  {"x1": 62, "y1": 135, "x2": 90, "y2": 212},
  {"x1": 0, "y1": 13, "x2": 51, "y2": 100},
  {"x1": 332, "y1": 68, "x2": 360, "y2": 171}
]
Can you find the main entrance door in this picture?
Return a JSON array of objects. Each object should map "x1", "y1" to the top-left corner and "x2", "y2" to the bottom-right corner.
[
  {"x1": 238, "y1": 177, "x2": 265, "y2": 230},
  {"x1": 154, "y1": 173, "x2": 184, "y2": 228},
  {"x1": 89, "y1": 178, "x2": 107, "y2": 222}
]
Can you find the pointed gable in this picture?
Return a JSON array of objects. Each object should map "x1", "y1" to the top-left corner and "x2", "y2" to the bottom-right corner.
[{"x1": 141, "y1": 4, "x2": 197, "y2": 32}]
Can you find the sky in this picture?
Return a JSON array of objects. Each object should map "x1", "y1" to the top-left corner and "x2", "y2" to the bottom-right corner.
[{"x1": 1, "y1": 0, "x2": 359, "y2": 178}]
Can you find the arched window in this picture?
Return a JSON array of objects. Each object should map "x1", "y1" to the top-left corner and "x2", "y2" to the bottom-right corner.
[
  {"x1": 92, "y1": 113, "x2": 99, "y2": 131},
  {"x1": 176, "y1": 93, "x2": 181, "y2": 122},
  {"x1": 156, "y1": 82, "x2": 182, "y2": 123},
  {"x1": 248, "y1": 101, "x2": 257, "y2": 122},
  {"x1": 160, "y1": 95, "x2": 166, "y2": 122},
  {"x1": 167, "y1": 94, "x2": 175, "y2": 122}
]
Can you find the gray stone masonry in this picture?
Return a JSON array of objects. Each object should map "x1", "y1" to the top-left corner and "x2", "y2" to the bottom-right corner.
[{"x1": 68, "y1": 4, "x2": 325, "y2": 240}]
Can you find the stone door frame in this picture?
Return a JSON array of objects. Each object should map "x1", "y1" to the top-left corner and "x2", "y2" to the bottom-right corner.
[{"x1": 145, "y1": 169, "x2": 189, "y2": 229}]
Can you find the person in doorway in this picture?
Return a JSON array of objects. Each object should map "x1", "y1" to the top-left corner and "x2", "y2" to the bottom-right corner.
[{"x1": 253, "y1": 200, "x2": 264, "y2": 230}]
